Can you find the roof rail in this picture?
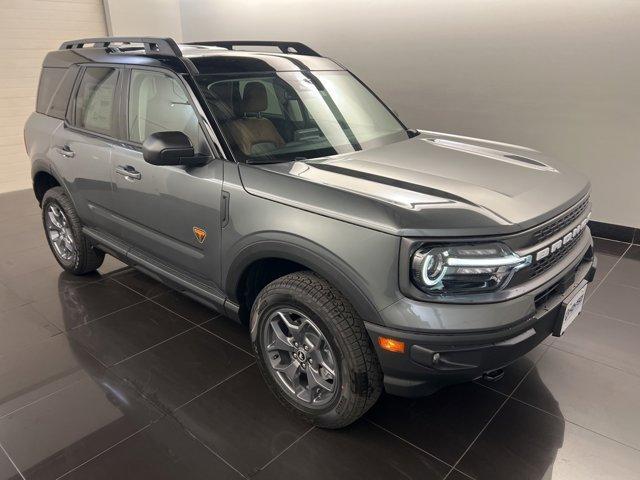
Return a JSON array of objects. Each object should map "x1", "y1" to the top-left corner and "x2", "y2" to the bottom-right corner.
[
  {"x1": 59, "y1": 37, "x2": 182, "y2": 57},
  {"x1": 185, "y1": 41, "x2": 320, "y2": 56}
]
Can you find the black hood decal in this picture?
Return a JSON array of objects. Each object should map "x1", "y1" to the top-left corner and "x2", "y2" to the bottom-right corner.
[{"x1": 310, "y1": 163, "x2": 478, "y2": 207}]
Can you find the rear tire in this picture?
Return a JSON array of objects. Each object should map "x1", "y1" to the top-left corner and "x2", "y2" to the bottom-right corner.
[
  {"x1": 252, "y1": 271, "x2": 382, "y2": 429},
  {"x1": 42, "y1": 187, "x2": 104, "y2": 275}
]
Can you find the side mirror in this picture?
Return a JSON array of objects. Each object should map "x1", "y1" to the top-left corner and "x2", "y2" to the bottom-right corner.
[{"x1": 142, "y1": 131, "x2": 209, "y2": 167}]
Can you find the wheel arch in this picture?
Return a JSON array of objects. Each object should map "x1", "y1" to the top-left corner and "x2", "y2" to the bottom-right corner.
[
  {"x1": 33, "y1": 170, "x2": 61, "y2": 205},
  {"x1": 225, "y1": 239, "x2": 382, "y2": 327},
  {"x1": 31, "y1": 161, "x2": 73, "y2": 205}
]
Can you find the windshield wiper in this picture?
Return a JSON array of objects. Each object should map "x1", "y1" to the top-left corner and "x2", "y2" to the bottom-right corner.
[
  {"x1": 245, "y1": 156, "x2": 308, "y2": 165},
  {"x1": 245, "y1": 158, "x2": 294, "y2": 165}
]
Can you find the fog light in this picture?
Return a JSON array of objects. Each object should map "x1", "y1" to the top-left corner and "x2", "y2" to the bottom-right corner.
[{"x1": 378, "y1": 336, "x2": 405, "y2": 353}]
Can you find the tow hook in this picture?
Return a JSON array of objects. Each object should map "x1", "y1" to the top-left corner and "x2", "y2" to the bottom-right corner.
[{"x1": 482, "y1": 368, "x2": 505, "y2": 382}]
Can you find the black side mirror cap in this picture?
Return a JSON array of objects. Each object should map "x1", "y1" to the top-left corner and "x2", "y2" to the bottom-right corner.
[{"x1": 142, "y1": 131, "x2": 209, "y2": 167}]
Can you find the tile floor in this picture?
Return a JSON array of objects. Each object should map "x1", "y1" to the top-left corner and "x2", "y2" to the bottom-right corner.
[{"x1": 0, "y1": 189, "x2": 639, "y2": 479}]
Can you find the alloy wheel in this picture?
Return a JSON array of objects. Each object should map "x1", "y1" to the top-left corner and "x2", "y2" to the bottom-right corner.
[
  {"x1": 262, "y1": 307, "x2": 338, "y2": 407},
  {"x1": 45, "y1": 203, "x2": 77, "y2": 262}
]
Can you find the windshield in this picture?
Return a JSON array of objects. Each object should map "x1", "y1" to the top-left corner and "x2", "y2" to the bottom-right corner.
[{"x1": 194, "y1": 71, "x2": 409, "y2": 163}]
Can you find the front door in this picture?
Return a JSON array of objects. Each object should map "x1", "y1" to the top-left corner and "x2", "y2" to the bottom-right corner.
[{"x1": 110, "y1": 68, "x2": 223, "y2": 286}]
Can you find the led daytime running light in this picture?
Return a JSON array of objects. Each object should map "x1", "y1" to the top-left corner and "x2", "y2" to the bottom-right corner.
[{"x1": 446, "y1": 255, "x2": 531, "y2": 268}]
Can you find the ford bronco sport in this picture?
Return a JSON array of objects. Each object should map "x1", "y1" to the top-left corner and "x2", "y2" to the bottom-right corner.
[{"x1": 25, "y1": 37, "x2": 596, "y2": 428}]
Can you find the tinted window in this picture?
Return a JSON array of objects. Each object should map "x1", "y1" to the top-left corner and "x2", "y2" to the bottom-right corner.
[
  {"x1": 74, "y1": 67, "x2": 119, "y2": 136},
  {"x1": 36, "y1": 68, "x2": 66, "y2": 115},
  {"x1": 128, "y1": 69, "x2": 200, "y2": 145},
  {"x1": 47, "y1": 67, "x2": 79, "y2": 119}
]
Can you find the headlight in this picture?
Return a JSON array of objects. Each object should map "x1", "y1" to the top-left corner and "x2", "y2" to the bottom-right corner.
[{"x1": 411, "y1": 243, "x2": 531, "y2": 295}]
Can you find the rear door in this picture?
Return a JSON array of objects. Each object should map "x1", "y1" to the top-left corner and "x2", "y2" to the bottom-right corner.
[
  {"x1": 109, "y1": 67, "x2": 224, "y2": 286},
  {"x1": 51, "y1": 66, "x2": 121, "y2": 234}
]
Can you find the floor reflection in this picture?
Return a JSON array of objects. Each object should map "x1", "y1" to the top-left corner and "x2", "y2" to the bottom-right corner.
[{"x1": 0, "y1": 274, "x2": 162, "y2": 479}]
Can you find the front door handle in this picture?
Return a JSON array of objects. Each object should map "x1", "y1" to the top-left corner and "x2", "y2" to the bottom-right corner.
[
  {"x1": 115, "y1": 165, "x2": 142, "y2": 181},
  {"x1": 55, "y1": 145, "x2": 75, "y2": 158}
]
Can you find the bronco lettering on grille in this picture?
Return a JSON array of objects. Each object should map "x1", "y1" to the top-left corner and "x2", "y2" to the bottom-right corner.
[{"x1": 532, "y1": 216, "x2": 590, "y2": 264}]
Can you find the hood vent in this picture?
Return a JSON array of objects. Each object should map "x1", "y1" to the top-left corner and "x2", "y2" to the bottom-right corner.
[
  {"x1": 503, "y1": 154, "x2": 546, "y2": 167},
  {"x1": 424, "y1": 138, "x2": 557, "y2": 172}
]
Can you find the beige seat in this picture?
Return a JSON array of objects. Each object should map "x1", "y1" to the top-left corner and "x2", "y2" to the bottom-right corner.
[
  {"x1": 226, "y1": 82, "x2": 285, "y2": 156},
  {"x1": 130, "y1": 72, "x2": 199, "y2": 144}
]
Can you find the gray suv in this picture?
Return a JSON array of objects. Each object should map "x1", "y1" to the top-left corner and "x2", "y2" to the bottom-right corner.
[{"x1": 25, "y1": 37, "x2": 596, "y2": 428}]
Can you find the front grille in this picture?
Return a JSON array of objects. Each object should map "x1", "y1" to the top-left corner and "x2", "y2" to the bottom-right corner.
[
  {"x1": 532, "y1": 196, "x2": 589, "y2": 245},
  {"x1": 529, "y1": 229, "x2": 585, "y2": 278}
]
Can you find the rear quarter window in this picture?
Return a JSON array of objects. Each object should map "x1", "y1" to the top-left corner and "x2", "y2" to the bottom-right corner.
[{"x1": 36, "y1": 67, "x2": 79, "y2": 119}]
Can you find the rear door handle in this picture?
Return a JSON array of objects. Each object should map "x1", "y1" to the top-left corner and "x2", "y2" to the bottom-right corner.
[
  {"x1": 115, "y1": 165, "x2": 142, "y2": 181},
  {"x1": 55, "y1": 145, "x2": 75, "y2": 158}
]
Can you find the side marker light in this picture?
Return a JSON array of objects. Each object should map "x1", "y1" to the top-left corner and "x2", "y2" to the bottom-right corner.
[{"x1": 378, "y1": 336, "x2": 405, "y2": 353}]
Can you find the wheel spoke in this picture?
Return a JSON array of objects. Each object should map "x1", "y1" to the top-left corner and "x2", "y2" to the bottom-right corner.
[
  {"x1": 309, "y1": 349, "x2": 324, "y2": 365},
  {"x1": 268, "y1": 319, "x2": 294, "y2": 352},
  {"x1": 63, "y1": 239, "x2": 74, "y2": 253},
  {"x1": 48, "y1": 209, "x2": 63, "y2": 229},
  {"x1": 307, "y1": 365, "x2": 334, "y2": 392},
  {"x1": 320, "y1": 361, "x2": 335, "y2": 378},
  {"x1": 52, "y1": 237, "x2": 66, "y2": 259},
  {"x1": 274, "y1": 360, "x2": 300, "y2": 383},
  {"x1": 278, "y1": 311, "x2": 304, "y2": 337},
  {"x1": 302, "y1": 332, "x2": 320, "y2": 350},
  {"x1": 295, "y1": 385, "x2": 313, "y2": 403}
]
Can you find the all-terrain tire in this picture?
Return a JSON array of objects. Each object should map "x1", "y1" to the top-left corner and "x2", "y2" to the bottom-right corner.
[
  {"x1": 251, "y1": 271, "x2": 383, "y2": 428},
  {"x1": 41, "y1": 187, "x2": 104, "y2": 275}
]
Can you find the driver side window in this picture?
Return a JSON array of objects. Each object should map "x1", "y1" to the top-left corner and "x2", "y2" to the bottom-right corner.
[{"x1": 128, "y1": 69, "x2": 202, "y2": 148}]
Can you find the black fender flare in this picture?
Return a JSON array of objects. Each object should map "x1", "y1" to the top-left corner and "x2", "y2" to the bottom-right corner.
[
  {"x1": 224, "y1": 237, "x2": 383, "y2": 326},
  {"x1": 32, "y1": 162, "x2": 79, "y2": 213},
  {"x1": 31, "y1": 158, "x2": 51, "y2": 181}
]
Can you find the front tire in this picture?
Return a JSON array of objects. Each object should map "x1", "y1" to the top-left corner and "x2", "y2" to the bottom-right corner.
[
  {"x1": 42, "y1": 187, "x2": 104, "y2": 275},
  {"x1": 251, "y1": 271, "x2": 382, "y2": 428}
]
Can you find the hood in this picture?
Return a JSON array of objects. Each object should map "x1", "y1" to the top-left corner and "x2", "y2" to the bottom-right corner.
[{"x1": 238, "y1": 131, "x2": 590, "y2": 237}]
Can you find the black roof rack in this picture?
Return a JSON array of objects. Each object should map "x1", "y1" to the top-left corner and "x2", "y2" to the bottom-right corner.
[
  {"x1": 59, "y1": 37, "x2": 182, "y2": 57},
  {"x1": 185, "y1": 41, "x2": 320, "y2": 56}
]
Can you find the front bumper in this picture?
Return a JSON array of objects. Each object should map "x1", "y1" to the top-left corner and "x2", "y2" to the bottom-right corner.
[{"x1": 366, "y1": 245, "x2": 597, "y2": 397}]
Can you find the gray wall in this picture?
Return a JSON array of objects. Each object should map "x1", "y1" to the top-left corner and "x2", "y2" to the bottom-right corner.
[{"x1": 180, "y1": 0, "x2": 639, "y2": 228}]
